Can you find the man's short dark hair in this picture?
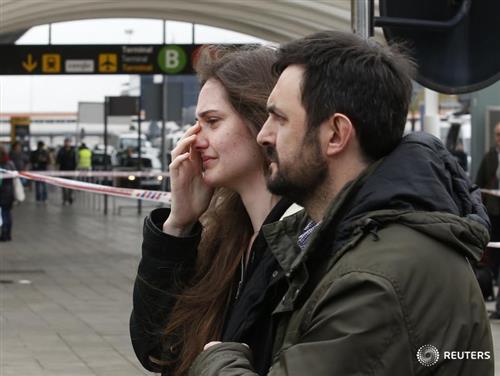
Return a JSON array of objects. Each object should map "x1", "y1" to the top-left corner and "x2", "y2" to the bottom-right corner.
[{"x1": 274, "y1": 31, "x2": 416, "y2": 161}]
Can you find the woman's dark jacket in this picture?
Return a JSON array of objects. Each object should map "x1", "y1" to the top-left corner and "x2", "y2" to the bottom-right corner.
[{"x1": 130, "y1": 199, "x2": 293, "y2": 375}]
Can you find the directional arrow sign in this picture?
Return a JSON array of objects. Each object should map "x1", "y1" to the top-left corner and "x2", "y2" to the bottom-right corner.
[{"x1": 22, "y1": 54, "x2": 37, "y2": 72}]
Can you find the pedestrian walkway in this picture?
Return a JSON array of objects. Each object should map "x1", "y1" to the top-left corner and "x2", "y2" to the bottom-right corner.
[
  {"x1": 0, "y1": 195, "x2": 161, "y2": 376},
  {"x1": 1, "y1": 194, "x2": 499, "y2": 375}
]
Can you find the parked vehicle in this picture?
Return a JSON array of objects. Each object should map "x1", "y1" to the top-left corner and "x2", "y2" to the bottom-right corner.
[
  {"x1": 117, "y1": 133, "x2": 159, "y2": 156},
  {"x1": 115, "y1": 152, "x2": 163, "y2": 190},
  {"x1": 92, "y1": 144, "x2": 118, "y2": 169}
]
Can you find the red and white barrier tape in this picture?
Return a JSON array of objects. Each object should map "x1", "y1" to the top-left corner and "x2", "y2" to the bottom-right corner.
[
  {"x1": 0, "y1": 170, "x2": 170, "y2": 178},
  {"x1": 1, "y1": 169, "x2": 498, "y2": 247},
  {"x1": 481, "y1": 189, "x2": 500, "y2": 197},
  {"x1": 1, "y1": 169, "x2": 170, "y2": 204}
]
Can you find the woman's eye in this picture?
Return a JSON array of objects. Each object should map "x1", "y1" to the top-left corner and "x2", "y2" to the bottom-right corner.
[{"x1": 206, "y1": 118, "x2": 219, "y2": 127}]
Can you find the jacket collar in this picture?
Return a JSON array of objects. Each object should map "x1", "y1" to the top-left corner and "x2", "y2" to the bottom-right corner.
[{"x1": 262, "y1": 160, "x2": 382, "y2": 277}]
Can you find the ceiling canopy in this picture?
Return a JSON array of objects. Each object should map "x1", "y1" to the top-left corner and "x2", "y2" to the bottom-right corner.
[{"x1": 0, "y1": 0, "x2": 354, "y2": 43}]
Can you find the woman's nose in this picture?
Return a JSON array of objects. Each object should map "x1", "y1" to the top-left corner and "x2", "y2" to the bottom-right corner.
[{"x1": 194, "y1": 128, "x2": 209, "y2": 150}]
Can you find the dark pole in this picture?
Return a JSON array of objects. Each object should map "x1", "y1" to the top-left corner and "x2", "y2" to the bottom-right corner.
[
  {"x1": 161, "y1": 77, "x2": 168, "y2": 192},
  {"x1": 137, "y1": 93, "x2": 142, "y2": 215},
  {"x1": 351, "y1": 0, "x2": 374, "y2": 38},
  {"x1": 163, "y1": 19, "x2": 166, "y2": 44},
  {"x1": 160, "y1": 21, "x2": 167, "y2": 191},
  {"x1": 104, "y1": 97, "x2": 109, "y2": 215}
]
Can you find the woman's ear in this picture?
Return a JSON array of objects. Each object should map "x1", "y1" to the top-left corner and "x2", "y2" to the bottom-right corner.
[{"x1": 324, "y1": 113, "x2": 355, "y2": 157}]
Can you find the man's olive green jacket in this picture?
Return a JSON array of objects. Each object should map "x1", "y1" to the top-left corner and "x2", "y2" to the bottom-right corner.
[{"x1": 190, "y1": 133, "x2": 494, "y2": 376}]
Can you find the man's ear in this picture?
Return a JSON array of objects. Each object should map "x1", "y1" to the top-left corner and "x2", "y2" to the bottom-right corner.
[{"x1": 324, "y1": 113, "x2": 355, "y2": 157}]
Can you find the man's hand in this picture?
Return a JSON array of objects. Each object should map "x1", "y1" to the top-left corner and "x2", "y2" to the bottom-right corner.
[
  {"x1": 203, "y1": 341, "x2": 222, "y2": 351},
  {"x1": 190, "y1": 342, "x2": 256, "y2": 376},
  {"x1": 203, "y1": 341, "x2": 249, "y2": 351}
]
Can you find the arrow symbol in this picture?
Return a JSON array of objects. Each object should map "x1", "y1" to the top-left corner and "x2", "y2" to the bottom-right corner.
[{"x1": 22, "y1": 54, "x2": 37, "y2": 72}]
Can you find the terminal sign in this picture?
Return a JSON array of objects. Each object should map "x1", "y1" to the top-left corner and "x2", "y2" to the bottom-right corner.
[
  {"x1": 158, "y1": 46, "x2": 188, "y2": 74},
  {"x1": 0, "y1": 44, "x2": 204, "y2": 75}
]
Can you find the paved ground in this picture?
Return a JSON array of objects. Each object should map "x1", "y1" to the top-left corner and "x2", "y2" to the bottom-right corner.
[
  {"x1": 0, "y1": 190, "x2": 161, "y2": 376},
  {"x1": 1, "y1": 189, "x2": 500, "y2": 375}
]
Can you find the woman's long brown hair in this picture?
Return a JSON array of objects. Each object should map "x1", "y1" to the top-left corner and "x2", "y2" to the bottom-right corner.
[{"x1": 161, "y1": 46, "x2": 278, "y2": 376}]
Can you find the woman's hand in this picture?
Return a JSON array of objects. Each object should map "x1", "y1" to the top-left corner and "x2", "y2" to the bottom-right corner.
[{"x1": 164, "y1": 123, "x2": 214, "y2": 236}]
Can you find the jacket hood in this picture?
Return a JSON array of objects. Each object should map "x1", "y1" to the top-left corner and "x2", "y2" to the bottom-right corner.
[{"x1": 330, "y1": 132, "x2": 490, "y2": 262}]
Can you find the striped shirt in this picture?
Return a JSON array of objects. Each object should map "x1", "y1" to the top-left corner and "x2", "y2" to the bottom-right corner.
[{"x1": 297, "y1": 220, "x2": 320, "y2": 251}]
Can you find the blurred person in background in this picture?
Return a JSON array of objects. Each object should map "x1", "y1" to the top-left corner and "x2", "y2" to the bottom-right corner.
[
  {"x1": 77, "y1": 143, "x2": 92, "y2": 171},
  {"x1": 477, "y1": 121, "x2": 500, "y2": 242},
  {"x1": 56, "y1": 138, "x2": 77, "y2": 205},
  {"x1": 47, "y1": 147, "x2": 57, "y2": 171},
  {"x1": 476, "y1": 121, "x2": 500, "y2": 319},
  {"x1": 30, "y1": 141, "x2": 49, "y2": 202},
  {"x1": 0, "y1": 146, "x2": 16, "y2": 241},
  {"x1": 9, "y1": 141, "x2": 30, "y2": 187},
  {"x1": 445, "y1": 123, "x2": 468, "y2": 173},
  {"x1": 9, "y1": 141, "x2": 29, "y2": 172},
  {"x1": 451, "y1": 140, "x2": 468, "y2": 172}
]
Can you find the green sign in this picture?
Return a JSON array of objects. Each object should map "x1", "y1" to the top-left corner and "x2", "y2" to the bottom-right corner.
[{"x1": 157, "y1": 45, "x2": 188, "y2": 74}]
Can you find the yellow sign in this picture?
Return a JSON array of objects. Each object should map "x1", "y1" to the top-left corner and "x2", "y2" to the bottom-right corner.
[
  {"x1": 10, "y1": 117, "x2": 31, "y2": 143},
  {"x1": 22, "y1": 54, "x2": 37, "y2": 72},
  {"x1": 42, "y1": 54, "x2": 61, "y2": 73},
  {"x1": 98, "y1": 53, "x2": 118, "y2": 73},
  {"x1": 10, "y1": 117, "x2": 31, "y2": 126}
]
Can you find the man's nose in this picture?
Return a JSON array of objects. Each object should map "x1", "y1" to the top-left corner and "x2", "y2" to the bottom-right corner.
[{"x1": 257, "y1": 117, "x2": 274, "y2": 147}]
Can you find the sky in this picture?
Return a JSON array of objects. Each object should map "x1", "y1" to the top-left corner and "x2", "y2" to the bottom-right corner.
[{"x1": 0, "y1": 19, "x2": 267, "y2": 113}]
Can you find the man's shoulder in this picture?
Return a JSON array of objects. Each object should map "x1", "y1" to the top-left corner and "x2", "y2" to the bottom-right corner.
[
  {"x1": 309, "y1": 222, "x2": 482, "y2": 321},
  {"x1": 334, "y1": 223, "x2": 470, "y2": 285}
]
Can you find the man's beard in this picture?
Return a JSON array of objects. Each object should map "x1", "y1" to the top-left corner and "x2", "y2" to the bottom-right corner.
[{"x1": 264, "y1": 130, "x2": 328, "y2": 205}]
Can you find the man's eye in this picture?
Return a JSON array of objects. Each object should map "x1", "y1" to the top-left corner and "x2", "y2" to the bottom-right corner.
[{"x1": 271, "y1": 113, "x2": 285, "y2": 124}]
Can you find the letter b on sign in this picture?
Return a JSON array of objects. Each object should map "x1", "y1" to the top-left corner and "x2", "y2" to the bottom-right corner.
[{"x1": 158, "y1": 46, "x2": 187, "y2": 74}]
